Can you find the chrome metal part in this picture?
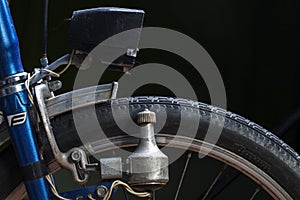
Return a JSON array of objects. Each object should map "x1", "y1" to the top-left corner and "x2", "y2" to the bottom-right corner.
[
  {"x1": 70, "y1": 149, "x2": 82, "y2": 162},
  {"x1": 111, "y1": 81, "x2": 118, "y2": 99},
  {"x1": 0, "y1": 83, "x2": 26, "y2": 97},
  {"x1": 35, "y1": 83, "x2": 89, "y2": 183},
  {"x1": 126, "y1": 48, "x2": 138, "y2": 57},
  {"x1": 85, "y1": 135, "x2": 293, "y2": 200},
  {"x1": 96, "y1": 185, "x2": 108, "y2": 198},
  {"x1": 0, "y1": 72, "x2": 28, "y2": 87},
  {"x1": 0, "y1": 72, "x2": 28, "y2": 97},
  {"x1": 127, "y1": 109, "x2": 169, "y2": 191},
  {"x1": 68, "y1": 147, "x2": 89, "y2": 179},
  {"x1": 137, "y1": 109, "x2": 156, "y2": 124},
  {"x1": 30, "y1": 54, "x2": 70, "y2": 85},
  {"x1": 100, "y1": 157, "x2": 123, "y2": 180},
  {"x1": 48, "y1": 80, "x2": 62, "y2": 92},
  {"x1": 46, "y1": 82, "x2": 118, "y2": 117},
  {"x1": 35, "y1": 82, "x2": 119, "y2": 183},
  {"x1": 30, "y1": 53, "x2": 94, "y2": 84}
]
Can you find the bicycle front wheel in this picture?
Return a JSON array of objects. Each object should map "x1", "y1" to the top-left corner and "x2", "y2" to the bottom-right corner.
[{"x1": 1, "y1": 96, "x2": 300, "y2": 199}]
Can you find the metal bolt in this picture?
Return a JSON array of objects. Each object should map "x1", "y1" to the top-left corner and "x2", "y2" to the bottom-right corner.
[
  {"x1": 71, "y1": 150, "x2": 82, "y2": 162},
  {"x1": 48, "y1": 80, "x2": 62, "y2": 92},
  {"x1": 96, "y1": 185, "x2": 108, "y2": 197}
]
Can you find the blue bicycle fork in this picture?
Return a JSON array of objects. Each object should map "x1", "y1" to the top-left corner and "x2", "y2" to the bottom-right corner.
[{"x1": 0, "y1": 0, "x2": 49, "y2": 199}]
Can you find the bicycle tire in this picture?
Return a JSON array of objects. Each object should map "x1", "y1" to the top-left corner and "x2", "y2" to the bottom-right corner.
[{"x1": 0, "y1": 96, "x2": 300, "y2": 199}]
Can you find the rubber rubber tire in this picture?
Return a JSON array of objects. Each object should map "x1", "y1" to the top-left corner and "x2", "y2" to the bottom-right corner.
[{"x1": 0, "y1": 96, "x2": 300, "y2": 199}]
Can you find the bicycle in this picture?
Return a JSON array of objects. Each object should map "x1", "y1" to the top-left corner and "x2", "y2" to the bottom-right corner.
[{"x1": 0, "y1": 0, "x2": 300, "y2": 199}]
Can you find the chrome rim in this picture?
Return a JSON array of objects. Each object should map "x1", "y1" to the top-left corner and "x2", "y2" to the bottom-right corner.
[{"x1": 8, "y1": 134, "x2": 291, "y2": 200}]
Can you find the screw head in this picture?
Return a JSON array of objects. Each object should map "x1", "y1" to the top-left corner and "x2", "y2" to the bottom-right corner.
[
  {"x1": 96, "y1": 185, "x2": 108, "y2": 197},
  {"x1": 70, "y1": 150, "x2": 82, "y2": 162}
]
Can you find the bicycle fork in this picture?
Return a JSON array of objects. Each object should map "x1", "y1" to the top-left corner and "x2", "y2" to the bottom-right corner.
[{"x1": 0, "y1": 1, "x2": 49, "y2": 199}]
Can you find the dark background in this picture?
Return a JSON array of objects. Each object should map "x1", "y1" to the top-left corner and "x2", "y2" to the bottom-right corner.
[{"x1": 10, "y1": 0, "x2": 300, "y2": 151}]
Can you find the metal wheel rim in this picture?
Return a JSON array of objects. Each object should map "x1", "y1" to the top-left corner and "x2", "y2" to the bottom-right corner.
[{"x1": 8, "y1": 134, "x2": 291, "y2": 200}]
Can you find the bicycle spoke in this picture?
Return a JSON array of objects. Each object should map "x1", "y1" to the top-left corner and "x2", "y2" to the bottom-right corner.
[
  {"x1": 201, "y1": 165, "x2": 227, "y2": 200},
  {"x1": 249, "y1": 188, "x2": 260, "y2": 200},
  {"x1": 151, "y1": 191, "x2": 156, "y2": 200},
  {"x1": 201, "y1": 165, "x2": 240, "y2": 200},
  {"x1": 174, "y1": 152, "x2": 192, "y2": 200}
]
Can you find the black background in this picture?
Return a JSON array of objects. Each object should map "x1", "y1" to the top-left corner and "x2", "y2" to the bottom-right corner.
[{"x1": 10, "y1": 0, "x2": 300, "y2": 151}]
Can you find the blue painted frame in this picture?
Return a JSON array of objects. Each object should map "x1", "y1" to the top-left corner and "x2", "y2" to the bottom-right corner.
[
  {"x1": 56, "y1": 182, "x2": 114, "y2": 200},
  {"x1": 0, "y1": 0, "x2": 49, "y2": 199}
]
